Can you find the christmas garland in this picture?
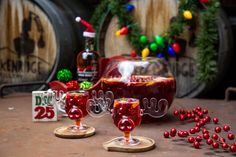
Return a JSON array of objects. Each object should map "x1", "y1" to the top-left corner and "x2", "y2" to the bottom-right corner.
[{"x1": 90, "y1": 0, "x2": 220, "y2": 82}]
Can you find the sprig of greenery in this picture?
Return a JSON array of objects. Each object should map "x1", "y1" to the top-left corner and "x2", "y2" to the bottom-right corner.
[
  {"x1": 89, "y1": 0, "x2": 110, "y2": 34},
  {"x1": 196, "y1": 0, "x2": 220, "y2": 81}
]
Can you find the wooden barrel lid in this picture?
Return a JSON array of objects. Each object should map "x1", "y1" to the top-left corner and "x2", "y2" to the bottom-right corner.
[
  {"x1": 0, "y1": 0, "x2": 57, "y2": 85},
  {"x1": 0, "y1": 0, "x2": 92, "y2": 94}
]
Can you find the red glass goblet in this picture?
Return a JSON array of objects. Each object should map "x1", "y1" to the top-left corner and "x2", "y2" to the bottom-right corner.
[
  {"x1": 65, "y1": 90, "x2": 89, "y2": 132},
  {"x1": 112, "y1": 98, "x2": 142, "y2": 145}
]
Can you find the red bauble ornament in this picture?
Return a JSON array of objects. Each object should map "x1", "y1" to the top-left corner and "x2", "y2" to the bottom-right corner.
[
  {"x1": 173, "y1": 110, "x2": 179, "y2": 116},
  {"x1": 212, "y1": 142, "x2": 219, "y2": 149},
  {"x1": 179, "y1": 114, "x2": 186, "y2": 121},
  {"x1": 200, "y1": 0, "x2": 209, "y2": 4},
  {"x1": 202, "y1": 117, "x2": 208, "y2": 124},
  {"x1": 193, "y1": 141, "x2": 200, "y2": 149},
  {"x1": 177, "y1": 131, "x2": 184, "y2": 137},
  {"x1": 194, "y1": 117, "x2": 200, "y2": 122},
  {"x1": 230, "y1": 145, "x2": 236, "y2": 152},
  {"x1": 212, "y1": 133, "x2": 218, "y2": 140},
  {"x1": 190, "y1": 128, "x2": 195, "y2": 134},
  {"x1": 203, "y1": 133, "x2": 209, "y2": 139},
  {"x1": 213, "y1": 117, "x2": 219, "y2": 124},
  {"x1": 120, "y1": 26, "x2": 129, "y2": 35},
  {"x1": 222, "y1": 143, "x2": 229, "y2": 149},
  {"x1": 219, "y1": 137, "x2": 225, "y2": 143},
  {"x1": 187, "y1": 113, "x2": 191, "y2": 118},
  {"x1": 188, "y1": 137, "x2": 195, "y2": 143},
  {"x1": 194, "y1": 126, "x2": 200, "y2": 132},
  {"x1": 170, "y1": 128, "x2": 177, "y2": 137},
  {"x1": 228, "y1": 133, "x2": 235, "y2": 140},
  {"x1": 199, "y1": 120, "x2": 205, "y2": 126},
  {"x1": 196, "y1": 122, "x2": 201, "y2": 127},
  {"x1": 197, "y1": 112, "x2": 203, "y2": 117},
  {"x1": 202, "y1": 129, "x2": 209, "y2": 134},
  {"x1": 206, "y1": 138, "x2": 213, "y2": 145},
  {"x1": 205, "y1": 116, "x2": 211, "y2": 122},
  {"x1": 214, "y1": 126, "x2": 221, "y2": 133},
  {"x1": 196, "y1": 106, "x2": 202, "y2": 111},
  {"x1": 164, "y1": 131, "x2": 170, "y2": 138},
  {"x1": 223, "y1": 125, "x2": 230, "y2": 132},
  {"x1": 203, "y1": 109, "x2": 208, "y2": 114},
  {"x1": 183, "y1": 131, "x2": 189, "y2": 137},
  {"x1": 196, "y1": 135, "x2": 202, "y2": 142},
  {"x1": 172, "y1": 43, "x2": 181, "y2": 53}
]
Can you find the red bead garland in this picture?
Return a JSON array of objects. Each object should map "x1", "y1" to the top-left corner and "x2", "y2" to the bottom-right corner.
[{"x1": 163, "y1": 106, "x2": 236, "y2": 153}]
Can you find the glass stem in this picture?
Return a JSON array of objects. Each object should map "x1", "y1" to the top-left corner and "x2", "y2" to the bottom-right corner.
[
  {"x1": 124, "y1": 132, "x2": 131, "y2": 143},
  {"x1": 75, "y1": 119, "x2": 81, "y2": 127}
]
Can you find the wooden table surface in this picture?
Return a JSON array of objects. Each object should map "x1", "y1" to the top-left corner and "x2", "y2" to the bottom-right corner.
[{"x1": 0, "y1": 93, "x2": 236, "y2": 157}]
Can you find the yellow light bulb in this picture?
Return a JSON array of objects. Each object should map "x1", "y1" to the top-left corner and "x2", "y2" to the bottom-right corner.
[
  {"x1": 142, "y1": 48, "x2": 150, "y2": 60},
  {"x1": 183, "y1": 10, "x2": 192, "y2": 20}
]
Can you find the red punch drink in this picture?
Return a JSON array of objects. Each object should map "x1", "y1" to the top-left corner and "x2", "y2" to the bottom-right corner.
[
  {"x1": 102, "y1": 76, "x2": 175, "y2": 109},
  {"x1": 113, "y1": 98, "x2": 142, "y2": 132},
  {"x1": 112, "y1": 98, "x2": 142, "y2": 145},
  {"x1": 65, "y1": 90, "x2": 89, "y2": 120},
  {"x1": 54, "y1": 90, "x2": 94, "y2": 136}
]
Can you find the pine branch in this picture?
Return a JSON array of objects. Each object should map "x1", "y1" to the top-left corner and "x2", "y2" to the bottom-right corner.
[{"x1": 196, "y1": 0, "x2": 219, "y2": 82}]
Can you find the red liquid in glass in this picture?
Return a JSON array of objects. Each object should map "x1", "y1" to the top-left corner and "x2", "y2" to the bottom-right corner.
[
  {"x1": 65, "y1": 91, "x2": 89, "y2": 119},
  {"x1": 112, "y1": 98, "x2": 142, "y2": 132},
  {"x1": 101, "y1": 75, "x2": 176, "y2": 110}
]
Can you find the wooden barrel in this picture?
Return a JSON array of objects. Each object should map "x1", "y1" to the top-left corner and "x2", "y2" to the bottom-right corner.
[
  {"x1": 97, "y1": 0, "x2": 233, "y2": 98},
  {"x1": 0, "y1": 0, "x2": 92, "y2": 94}
]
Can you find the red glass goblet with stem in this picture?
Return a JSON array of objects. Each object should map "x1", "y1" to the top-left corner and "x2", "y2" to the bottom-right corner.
[
  {"x1": 65, "y1": 90, "x2": 89, "y2": 132},
  {"x1": 112, "y1": 98, "x2": 142, "y2": 145}
]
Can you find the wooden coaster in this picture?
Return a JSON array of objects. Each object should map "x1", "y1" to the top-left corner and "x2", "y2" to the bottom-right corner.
[
  {"x1": 103, "y1": 136, "x2": 155, "y2": 152},
  {"x1": 54, "y1": 125, "x2": 95, "y2": 139}
]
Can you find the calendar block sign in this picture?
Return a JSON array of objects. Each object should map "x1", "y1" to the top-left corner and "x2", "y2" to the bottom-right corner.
[{"x1": 32, "y1": 91, "x2": 57, "y2": 122}]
